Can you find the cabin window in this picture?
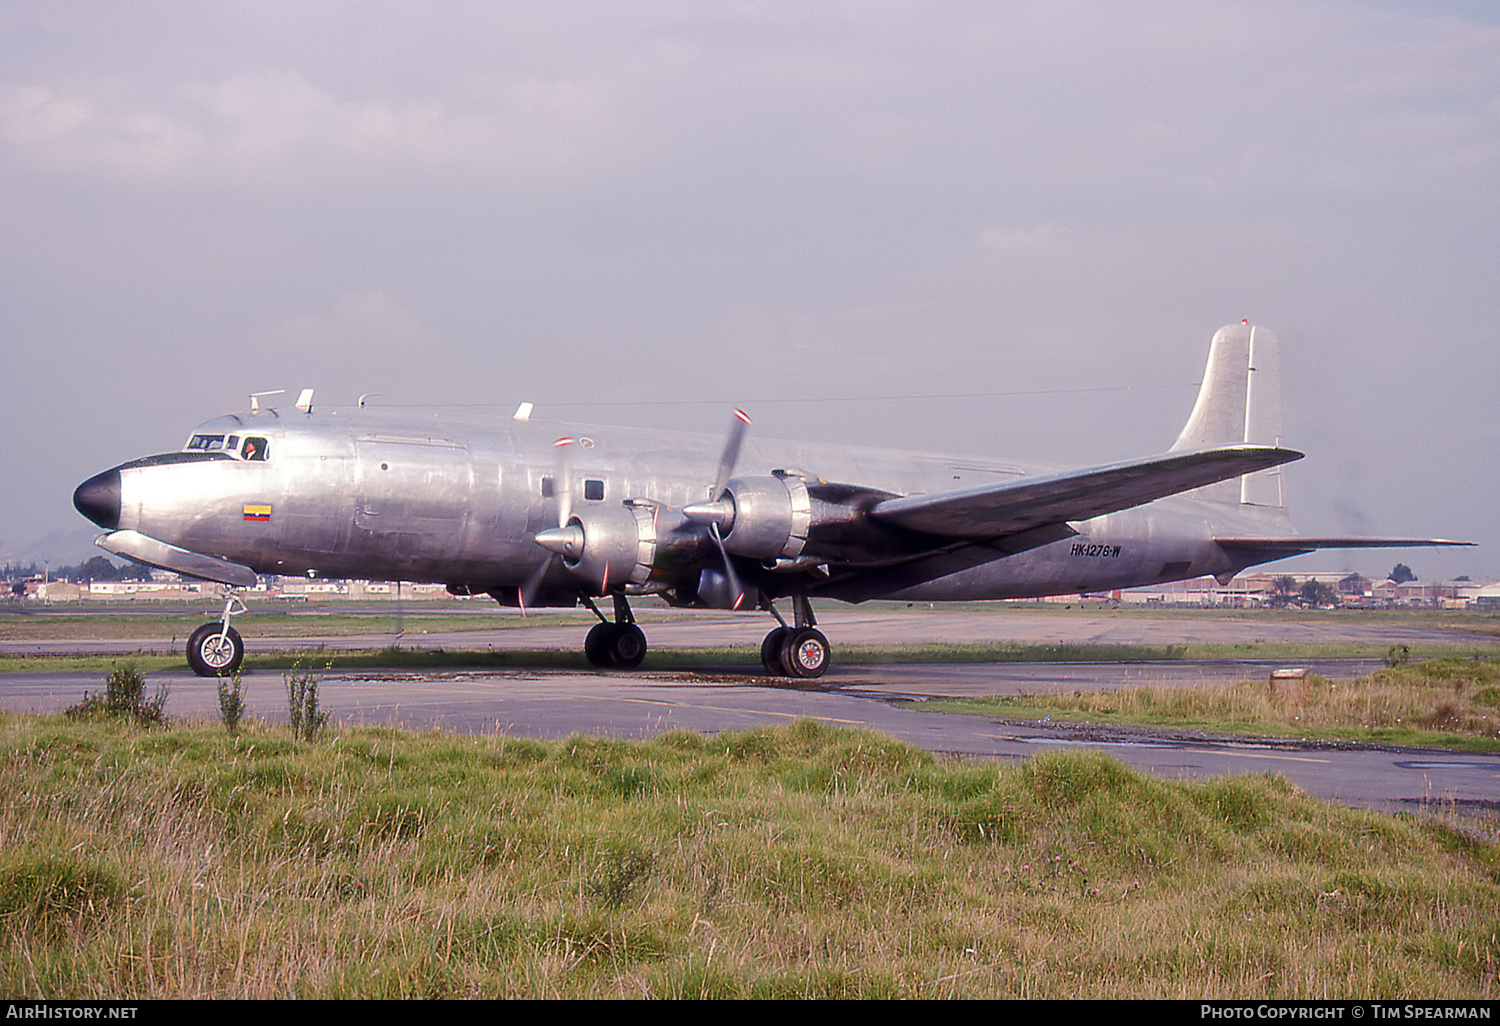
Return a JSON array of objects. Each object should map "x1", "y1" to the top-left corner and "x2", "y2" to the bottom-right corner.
[
  {"x1": 584, "y1": 479, "x2": 605, "y2": 501},
  {"x1": 540, "y1": 477, "x2": 554, "y2": 498},
  {"x1": 241, "y1": 437, "x2": 269, "y2": 461}
]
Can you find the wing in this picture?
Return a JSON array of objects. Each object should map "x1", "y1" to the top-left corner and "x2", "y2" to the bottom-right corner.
[{"x1": 870, "y1": 445, "x2": 1304, "y2": 539}]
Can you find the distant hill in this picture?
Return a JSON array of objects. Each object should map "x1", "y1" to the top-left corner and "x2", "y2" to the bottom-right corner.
[{"x1": 0, "y1": 526, "x2": 106, "y2": 569}]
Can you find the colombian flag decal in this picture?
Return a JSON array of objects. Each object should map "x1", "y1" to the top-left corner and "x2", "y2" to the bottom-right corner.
[{"x1": 243, "y1": 504, "x2": 272, "y2": 522}]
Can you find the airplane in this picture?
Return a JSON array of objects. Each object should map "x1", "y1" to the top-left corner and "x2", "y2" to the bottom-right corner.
[{"x1": 72, "y1": 323, "x2": 1470, "y2": 678}]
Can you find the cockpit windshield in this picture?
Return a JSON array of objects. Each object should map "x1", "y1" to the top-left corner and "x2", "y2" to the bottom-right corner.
[{"x1": 184, "y1": 433, "x2": 268, "y2": 460}]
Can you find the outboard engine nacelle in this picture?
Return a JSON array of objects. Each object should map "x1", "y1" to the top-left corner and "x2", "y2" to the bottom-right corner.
[{"x1": 703, "y1": 473, "x2": 812, "y2": 561}]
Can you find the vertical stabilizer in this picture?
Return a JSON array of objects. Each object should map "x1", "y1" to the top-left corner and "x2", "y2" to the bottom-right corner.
[{"x1": 1170, "y1": 323, "x2": 1286, "y2": 512}]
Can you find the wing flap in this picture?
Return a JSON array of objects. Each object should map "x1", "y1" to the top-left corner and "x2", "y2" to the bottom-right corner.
[
  {"x1": 871, "y1": 445, "x2": 1303, "y2": 539},
  {"x1": 811, "y1": 524, "x2": 1080, "y2": 602}
]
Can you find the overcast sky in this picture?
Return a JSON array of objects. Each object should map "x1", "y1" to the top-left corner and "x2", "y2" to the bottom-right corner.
[{"x1": 3, "y1": 1, "x2": 1496, "y2": 582}]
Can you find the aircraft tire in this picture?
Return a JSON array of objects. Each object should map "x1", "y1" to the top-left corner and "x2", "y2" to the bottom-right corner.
[
  {"x1": 609, "y1": 623, "x2": 648, "y2": 669},
  {"x1": 779, "y1": 627, "x2": 830, "y2": 679},
  {"x1": 584, "y1": 622, "x2": 616, "y2": 667},
  {"x1": 187, "y1": 623, "x2": 244, "y2": 677},
  {"x1": 760, "y1": 627, "x2": 790, "y2": 674}
]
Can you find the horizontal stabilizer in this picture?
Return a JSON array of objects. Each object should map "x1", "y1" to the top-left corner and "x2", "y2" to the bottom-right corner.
[
  {"x1": 1217, "y1": 537, "x2": 1474, "y2": 556},
  {"x1": 872, "y1": 445, "x2": 1303, "y2": 539},
  {"x1": 96, "y1": 530, "x2": 260, "y2": 588}
]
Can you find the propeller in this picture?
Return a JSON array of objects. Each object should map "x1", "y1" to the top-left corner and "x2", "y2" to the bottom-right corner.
[
  {"x1": 685, "y1": 409, "x2": 752, "y2": 610},
  {"x1": 683, "y1": 408, "x2": 750, "y2": 531},
  {"x1": 520, "y1": 436, "x2": 577, "y2": 612}
]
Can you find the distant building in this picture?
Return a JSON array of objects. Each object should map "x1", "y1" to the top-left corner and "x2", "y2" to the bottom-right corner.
[{"x1": 1115, "y1": 571, "x2": 1485, "y2": 609}]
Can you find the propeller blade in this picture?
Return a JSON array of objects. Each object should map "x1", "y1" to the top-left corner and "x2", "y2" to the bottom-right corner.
[
  {"x1": 553, "y1": 436, "x2": 575, "y2": 527},
  {"x1": 518, "y1": 553, "x2": 553, "y2": 616},
  {"x1": 520, "y1": 436, "x2": 579, "y2": 614},
  {"x1": 709, "y1": 522, "x2": 747, "y2": 610},
  {"x1": 711, "y1": 409, "x2": 751, "y2": 500}
]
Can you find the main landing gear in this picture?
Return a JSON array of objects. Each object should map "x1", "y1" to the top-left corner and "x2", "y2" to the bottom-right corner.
[
  {"x1": 758, "y1": 594, "x2": 829, "y2": 679},
  {"x1": 187, "y1": 591, "x2": 247, "y2": 677},
  {"x1": 582, "y1": 594, "x2": 648, "y2": 669},
  {"x1": 577, "y1": 592, "x2": 831, "y2": 678}
]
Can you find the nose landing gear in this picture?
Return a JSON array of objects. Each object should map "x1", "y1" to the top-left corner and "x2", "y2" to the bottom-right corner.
[{"x1": 187, "y1": 591, "x2": 247, "y2": 677}]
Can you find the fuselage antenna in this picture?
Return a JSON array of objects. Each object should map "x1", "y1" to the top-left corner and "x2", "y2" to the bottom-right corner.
[{"x1": 249, "y1": 390, "x2": 285, "y2": 415}]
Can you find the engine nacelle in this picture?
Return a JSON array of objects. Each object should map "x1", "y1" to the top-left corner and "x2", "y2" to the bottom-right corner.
[
  {"x1": 716, "y1": 475, "x2": 812, "y2": 560},
  {"x1": 552, "y1": 503, "x2": 658, "y2": 594}
]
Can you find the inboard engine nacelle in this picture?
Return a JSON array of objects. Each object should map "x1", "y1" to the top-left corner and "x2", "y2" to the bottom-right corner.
[{"x1": 536, "y1": 502, "x2": 659, "y2": 593}]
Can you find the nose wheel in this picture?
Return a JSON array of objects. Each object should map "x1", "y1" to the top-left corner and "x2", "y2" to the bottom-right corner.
[{"x1": 187, "y1": 591, "x2": 247, "y2": 677}]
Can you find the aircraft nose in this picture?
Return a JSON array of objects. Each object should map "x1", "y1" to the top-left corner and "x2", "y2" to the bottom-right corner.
[{"x1": 73, "y1": 469, "x2": 121, "y2": 530}]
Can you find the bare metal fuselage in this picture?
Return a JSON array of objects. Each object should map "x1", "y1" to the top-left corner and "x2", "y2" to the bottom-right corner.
[{"x1": 106, "y1": 408, "x2": 1261, "y2": 602}]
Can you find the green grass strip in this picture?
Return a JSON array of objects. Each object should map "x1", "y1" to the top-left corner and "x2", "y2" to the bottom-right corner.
[{"x1": 0, "y1": 713, "x2": 1495, "y2": 998}]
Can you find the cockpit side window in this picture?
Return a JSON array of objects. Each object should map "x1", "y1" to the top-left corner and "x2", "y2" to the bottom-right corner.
[{"x1": 241, "y1": 437, "x2": 269, "y2": 461}]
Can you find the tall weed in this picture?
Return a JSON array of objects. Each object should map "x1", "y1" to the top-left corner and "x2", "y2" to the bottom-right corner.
[
  {"x1": 285, "y1": 662, "x2": 329, "y2": 741},
  {"x1": 217, "y1": 670, "x2": 245, "y2": 734},
  {"x1": 65, "y1": 664, "x2": 168, "y2": 727}
]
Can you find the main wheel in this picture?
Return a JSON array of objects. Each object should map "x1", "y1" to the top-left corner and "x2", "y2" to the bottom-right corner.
[
  {"x1": 760, "y1": 627, "x2": 790, "y2": 674},
  {"x1": 187, "y1": 622, "x2": 244, "y2": 677},
  {"x1": 779, "y1": 627, "x2": 830, "y2": 679},
  {"x1": 584, "y1": 622, "x2": 616, "y2": 667},
  {"x1": 608, "y1": 623, "x2": 647, "y2": 668}
]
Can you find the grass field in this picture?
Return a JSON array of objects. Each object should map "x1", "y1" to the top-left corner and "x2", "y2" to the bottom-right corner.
[
  {"x1": 923, "y1": 657, "x2": 1500, "y2": 754},
  {"x1": 1, "y1": 712, "x2": 1496, "y2": 999}
]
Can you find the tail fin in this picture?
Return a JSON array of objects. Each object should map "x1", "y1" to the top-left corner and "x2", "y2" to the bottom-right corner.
[
  {"x1": 1170, "y1": 322, "x2": 1287, "y2": 515},
  {"x1": 1177, "y1": 323, "x2": 1473, "y2": 571}
]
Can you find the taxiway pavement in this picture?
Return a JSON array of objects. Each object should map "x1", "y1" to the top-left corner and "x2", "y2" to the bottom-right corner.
[{"x1": 3, "y1": 609, "x2": 1495, "y2": 817}]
